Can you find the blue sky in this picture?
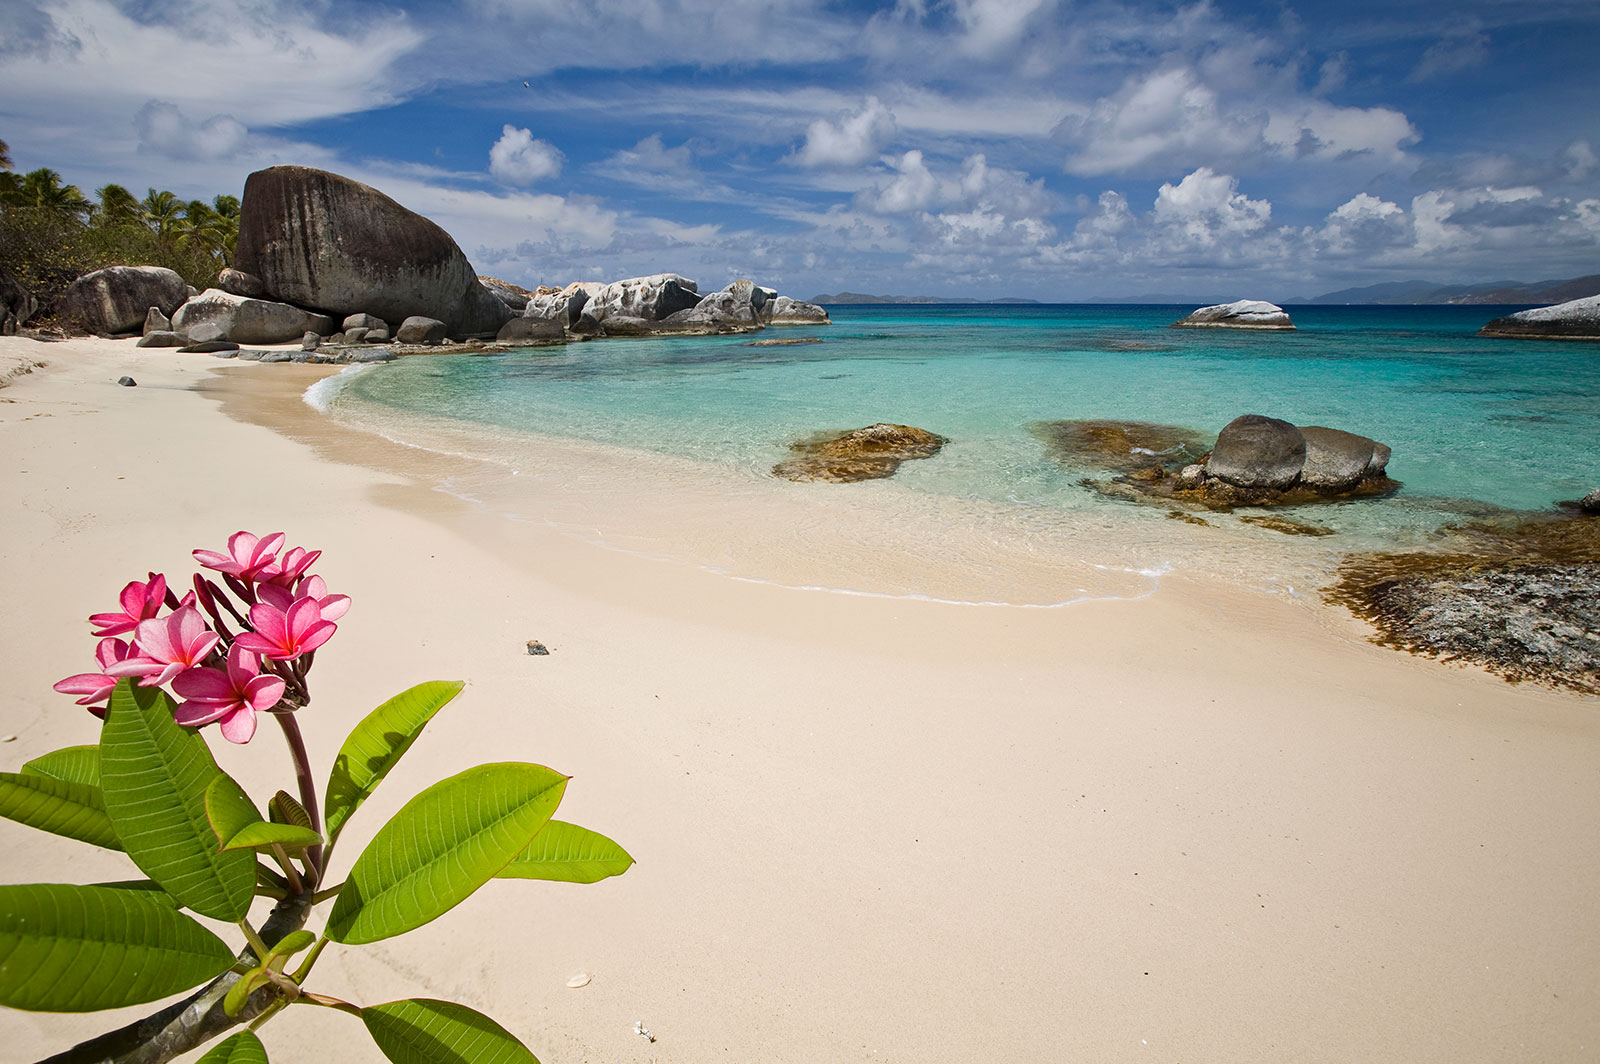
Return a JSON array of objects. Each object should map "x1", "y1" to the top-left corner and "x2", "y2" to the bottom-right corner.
[{"x1": 3, "y1": 0, "x2": 1597, "y2": 300}]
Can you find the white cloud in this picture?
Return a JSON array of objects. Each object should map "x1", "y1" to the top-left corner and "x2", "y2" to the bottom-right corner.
[
  {"x1": 791, "y1": 97, "x2": 897, "y2": 168},
  {"x1": 1151, "y1": 167, "x2": 1271, "y2": 245},
  {"x1": 1316, "y1": 193, "x2": 1410, "y2": 256},
  {"x1": 949, "y1": 0, "x2": 1058, "y2": 57},
  {"x1": 1409, "y1": 27, "x2": 1490, "y2": 83},
  {"x1": 869, "y1": 150, "x2": 942, "y2": 213},
  {"x1": 861, "y1": 150, "x2": 1054, "y2": 217},
  {"x1": 134, "y1": 101, "x2": 247, "y2": 161},
  {"x1": 488, "y1": 125, "x2": 563, "y2": 184}
]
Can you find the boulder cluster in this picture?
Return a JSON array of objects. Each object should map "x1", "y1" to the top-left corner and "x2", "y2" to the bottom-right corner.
[
  {"x1": 40, "y1": 165, "x2": 828, "y2": 351},
  {"x1": 1045, "y1": 413, "x2": 1395, "y2": 509}
]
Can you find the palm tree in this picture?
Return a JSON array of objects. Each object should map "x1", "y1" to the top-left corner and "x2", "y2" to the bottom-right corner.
[
  {"x1": 0, "y1": 138, "x2": 12, "y2": 170},
  {"x1": 141, "y1": 188, "x2": 182, "y2": 244},
  {"x1": 8, "y1": 168, "x2": 92, "y2": 222},
  {"x1": 211, "y1": 194, "x2": 241, "y2": 264},
  {"x1": 94, "y1": 183, "x2": 144, "y2": 229}
]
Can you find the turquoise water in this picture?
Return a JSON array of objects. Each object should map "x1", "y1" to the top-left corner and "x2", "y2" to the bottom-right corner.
[{"x1": 331, "y1": 304, "x2": 1599, "y2": 532}]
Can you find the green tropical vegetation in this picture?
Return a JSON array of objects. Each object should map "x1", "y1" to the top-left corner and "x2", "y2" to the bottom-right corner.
[{"x1": 0, "y1": 138, "x2": 241, "y2": 326}]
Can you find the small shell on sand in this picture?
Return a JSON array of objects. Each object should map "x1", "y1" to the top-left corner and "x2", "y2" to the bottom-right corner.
[{"x1": 566, "y1": 972, "x2": 591, "y2": 988}]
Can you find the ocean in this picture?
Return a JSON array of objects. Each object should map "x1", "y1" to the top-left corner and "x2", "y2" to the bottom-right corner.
[{"x1": 312, "y1": 304, "x2": 1600, "y2": 605}]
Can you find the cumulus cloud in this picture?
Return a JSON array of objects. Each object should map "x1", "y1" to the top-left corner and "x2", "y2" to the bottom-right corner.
[
  {"x1": 791, "y1": 97, "x2": 897, "y2": 168},
  {"x1": 489, "y1": 125, "x2": 564, "y2": 184},
  {"x1": 1316, "y1": 193, "x2": 1410, "y2": 256},
  {"x1": 949, "y1": 0, "x2": 1058, "y2": 57},
  {"x1": 869, "y1": 150, "x2": 942, "y2": 212},
  {"x1": 134, "y1": 101, "x2": 247, "y2": 160},
  {"x1": 1151, "y1": 167, "x2": 1271, "y2": 245},
  {"x1": 861, "y1": 151, "x2": 1053, "y2": 217},
  {"x1": 1058, "y1": 67, "x2": 1262, "y2": 176}
]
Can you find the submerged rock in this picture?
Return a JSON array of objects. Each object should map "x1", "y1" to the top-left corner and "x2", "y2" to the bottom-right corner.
[
  {"x1": 1031, "y1": 419, "x2": 1210, "y2": 474},
  {"x1": 772, "y1": 423, "x2": 947, "y2": 483},
  {"x1": 1170, "y1": 300, "x2": 1295, "y2": 330},
  {"x1": 1479, "y1": 294, "x2": 1600, "y2": 340}
]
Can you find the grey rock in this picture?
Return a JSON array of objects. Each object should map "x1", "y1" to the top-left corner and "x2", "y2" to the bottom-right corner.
[
  {"x1": 1299, "y1": 426, "x2": 1389, "y2": 490},
  {"x1": 1171, "y1": 300, "x2": 1295, "y2": 330},
  {"x1": 679, "y1": 279, "x2": 777, "y2": 328},
  {"x1": 136, "y1": 330, "x2": 185, "y2": 348},
  {"x1": 218, "y1": 268, "x2": 267, "y2": 298},
  {"x1": 1480, "y1": 294, "x2": 1600, "y2": 340},
  {"x1": 768, "y1": 295, "x2": 831, "y2": 325},
  {"x1": 209, "y1": 350, "x2": 240, "y2": 359},
  {"x1": 187, "y1": 321, "x2": 228, "y2": 344},
  {"x1": 479, "y1": 276, "x2": 533, "y2": 312},
  {"x1": 527, "y1": 282, "x2": 606, "y2": 327},
  {"x1": 116, "y1": 376, "x2": 137, "y2": 387},
  {"x1": 60, "y1": 266, "x2": 189, "y2": 334},
  {"x1": 496, "y1": 315, "x2": 565, "y2": 342},
  {"x1": 235, "y1": 348, "x2": 265, "y2": 360},
  {"x1": 598, "y1": 315, "x2": 656, "y2": 336},
  {"x1": 395, "y1": 316, "x2": 447, "y2": 344},
  {"x1": 172, "y1": 289, "x2": 337, "y2": 344},
  {"x1": 258, "y1": 350, "x2": 293, "y2": 363},
  {"x1": 180, "y1": 340, "x2": 241, "y2": 353},
  {"x1": 1579, "y1": 489, "x2": 1600, "y2": 515},
  {"x1": 1207, "y1": 414, "x2": 1305, "y2": 489},
  {"x1": 144, "y1": 307, "x2": 172, "y2": 334},
  {"x1": 301, "y1": 331, "x2": 321, "y2": 351},
  {"x1": 342, "y1": 312, "x2": 389, "y2": 332},
  {"x1": 365, "y1": 326, "x2": 390, "y2": 342},
  {"x1": 234, "y1": 165, "x2": 512, "y2": 338},
  {"x1": 344, "y1": 326, "x2": 369, "y2": 343},
  {"x1": 578, "y1": 274, "x2": 700, "y2": 328}
]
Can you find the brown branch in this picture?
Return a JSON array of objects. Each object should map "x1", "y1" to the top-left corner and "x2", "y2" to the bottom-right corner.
[{"x1": 35, "y1": 892, "x2": 315, "y2": 1064}]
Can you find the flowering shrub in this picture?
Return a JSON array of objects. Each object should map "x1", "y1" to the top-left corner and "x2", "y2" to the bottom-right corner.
[{"x1": 1, "y1": 531, "x2": 632, "y2": 1064}]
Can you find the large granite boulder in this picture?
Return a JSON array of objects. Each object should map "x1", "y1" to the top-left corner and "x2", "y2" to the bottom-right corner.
[
  {"x1": 395, "y1": 316, "x2": 447, "y2": 344},
  {"x1": 1479, "y1": 294, "x2": 1600, "y2": 340},
  {"x1": 218, "y1": 268, "x2": 267, "y2": 298},
  {"x1": 664, "y1": 279, "x2": 775, "y2": 330},
  {"x1": 233, "y1": 165, "x2": 512, "y2": 338},
  {"x1": 768, "y1": 295, "x2": 831, "y2": 325},
  {"x1": 172, "y1": 289, "x2": 336, "y2": 345},
  {"x1": 59, "y1": 266, "x2": 188, "y2": 335},
  {"x1": 577, "y1": 273, "x2": 700, "y2": 328},
  {"x1": 1207, "y1": 414, "x2": 1306, "y2": 489},
  {"x1": 772, "y1": 423, "x2": 947, "y2": 483},
  {"x1": 1171, "y1": 300, "x2": 1295, "y2": 330},
  {"x1": 525, "y1": 282, "x2": 605, "y2": 328},
  {"x1": 1, "y1": 264, "x2": 36, "y2": 335}
]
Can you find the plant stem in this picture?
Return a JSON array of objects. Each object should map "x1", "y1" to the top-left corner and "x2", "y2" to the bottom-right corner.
[
  {"x1": 289, "y1": 937, "x2": 331, "y2": 984},
  {"x1": 274, "y1": 712, "x2": 324, "y2": 882},
  {"x1": 297, "y1": 992, "x2": 362, "y2": 1017}
]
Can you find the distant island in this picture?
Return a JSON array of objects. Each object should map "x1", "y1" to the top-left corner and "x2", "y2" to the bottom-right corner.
[
  {"x1": 811, "y1": 292, "x2": 1041, "y2": 305},
  {"x1": 1291, "y1": 273, "x2": 1600, "y2": 306}
]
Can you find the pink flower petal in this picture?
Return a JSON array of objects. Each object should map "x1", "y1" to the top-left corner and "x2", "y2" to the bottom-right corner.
[{"x1": 217, "y1": 707, "x2": 257, "y2": 744}]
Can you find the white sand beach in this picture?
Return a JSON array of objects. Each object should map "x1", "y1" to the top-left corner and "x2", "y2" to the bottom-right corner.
[{"x1": 2, "y1": 336, "x2": 1597, "y2": 1063}]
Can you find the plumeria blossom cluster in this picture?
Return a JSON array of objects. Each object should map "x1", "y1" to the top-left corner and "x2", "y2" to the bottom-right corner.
[{"x1": 54, "y1": 532, "x2": 349, "y2": 744}]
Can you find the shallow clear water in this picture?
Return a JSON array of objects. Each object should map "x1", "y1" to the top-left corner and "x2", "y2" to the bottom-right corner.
[{"x1": 333, "y1": 304, "x2": 1599, "y2": 524}]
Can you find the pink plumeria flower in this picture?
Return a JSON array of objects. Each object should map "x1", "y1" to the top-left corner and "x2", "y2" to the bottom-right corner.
[
  {"x1": 172, "y1": 645, "x2": 285, "y2": 744},
  {"x1": 258, "y1": 577, "x2": 351, "y2": 623},
  {"x1": 89, "y1": 573, "x2": 168, "y2": 637},
  {"x1": 107, "y1": 606, "x2": 221, "y2": 688},
  {"x1": 264, "y1": 546, "x2": 322, "y2": 588},
  {"x1": 53, "y1": 637, "x2": 138, "y2": 718},
  {"x1": 235, "y1": 597, "x2": 336, "y2": 661},
  {"x1": 193, "y1": 531, "x2": 286, "y2": 583}
]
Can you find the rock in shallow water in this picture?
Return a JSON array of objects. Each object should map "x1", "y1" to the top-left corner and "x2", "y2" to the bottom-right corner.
[
  {"x1": 772, "y1": 423, "x2": 947, "y2": 483},
  {"x1": 1479, "y1": 294, "x2": 1600, "y2": 340},
  {"x1": 1031, "y1": 419, "x2": 1210, "y2": 474},
  {"x1": 1170, "y1": 300, "x2": 1295, "y2": 330}
]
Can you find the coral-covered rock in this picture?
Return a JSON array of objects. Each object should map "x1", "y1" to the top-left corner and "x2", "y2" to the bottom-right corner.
[{"x1": 772, "y1": 423, "x2": 946, "y2": 483}]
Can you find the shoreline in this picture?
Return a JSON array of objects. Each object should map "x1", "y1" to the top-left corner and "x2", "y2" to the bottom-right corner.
[{"x1": 2, "y1": 336, "x2": 1598, "y2": 1063}]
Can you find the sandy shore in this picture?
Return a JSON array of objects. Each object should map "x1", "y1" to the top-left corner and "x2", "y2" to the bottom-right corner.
[{"x1": 2, "y1": 336, "x2": 1597, "y2": 1063}]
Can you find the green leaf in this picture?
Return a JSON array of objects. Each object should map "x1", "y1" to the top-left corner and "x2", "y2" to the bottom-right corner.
[
  {"x1": 196, "y1": 1030, "x2": 270, "y2": 1064},
  {"x1": 21, "y1": 744, "x2": 101, "y2": 788},
  {"x1": 0, "y1": 771, "x2": 122, "y2": 851},
  {"x1": 496, "y1": 821, "x2": 634, "y2": 885},
  {"x1": 222, "y1": 968, "x2": 268, "y2": 1019},
  {"x1": 99, "y1": 680, "x2": 257, "y2": 921},
  {"x1": 362, "y1": 998, "x2": 539, "y2": 1064},
  {"x1": 324, "y1": 681, "x2": 464, "y2": 847},
  {"x1": 87, "y1": 880, "x2": 178, "y2": 905},
  {"x1": 325, "y1": 763, "x2": 567, "y2": 945},
  {"x1": 0, "y1": 883, "x2": 234, "y2": 1012},
  {"x1": 204, "y1": 775, "x2": 323, "y2": 853}
]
